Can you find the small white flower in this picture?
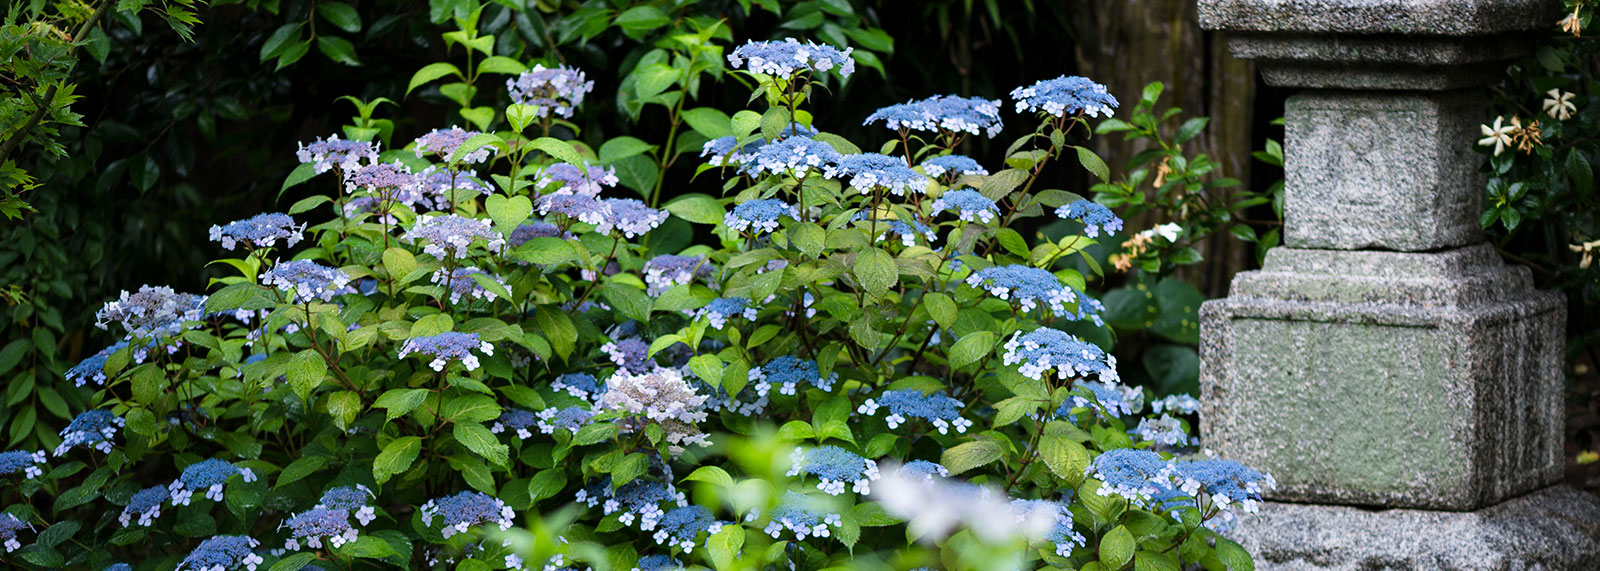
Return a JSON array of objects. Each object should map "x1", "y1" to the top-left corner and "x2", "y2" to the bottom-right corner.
[
  {"x1": 1479, "y1": 116, "x2": 1515, "y2": 156},
  {"x1": 1545, "y1": 89, "x2": 1577, "y2": 121}
]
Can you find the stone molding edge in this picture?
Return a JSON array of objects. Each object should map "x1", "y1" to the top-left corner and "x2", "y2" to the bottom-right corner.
[{"x1": 1198, "y1": 0, "x2": 1562, "y2": 37}]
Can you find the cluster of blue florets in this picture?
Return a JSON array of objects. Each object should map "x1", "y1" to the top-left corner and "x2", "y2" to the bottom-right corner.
[
  {"x1": 725, "y1": 199, "x2": 799, "y2": 234},
  {"x1": 1057, "y1": 199, "x2": 1124, "y2": 238},
  {"x1": 606, "y1": 198, "x2": 669, "y2": 238},
  {"x1": 857, "y1": 389, "x2": 972, "y2": 434},
  {"x1": 420, "y1": 491, "x2": 516, "y2": 538},
  {"x1": 695, "y1": 297, "x2": 758, "y2": 330},
  {"x1": 750, "y1": 356, "x2": 836, "y2": 396},
  {"x1": 169, "y1": 459, "x2": 257, "y2": 506},
  {"x1": 507, "y1": 64, "x2": 595, "y2": 119},
  {"x1": 920, "y1": 155, "x2": 988, "y2": 179},
  {"x1": 538, "y1": 163, "x2": 618, "y2": 197},
  {"x1": 262, "y1": 259, "x2": 352, "y2": 303},
  {"x1": 95, "y1": 284, "x2": 206, "y2": 340},
  {"x1": 788, "y1": 446, "x2": 880, "y2": 495},
  {"x1": 864, "y1": 95, "x2": 1004, "y2": 138},
  {"x1": 66, "y1": 341, "x2": 125, "y2": 386},
  {"x1": 407, "y1": 214, "x2": 506, "y2": 259},
  {"x1": 652, "y1": 506, "x2": 724, "y2": 552},
  {"x1": 179, "y1": 535, "x2": 263, "y2": 571},
  {"x1": 119, "y1": 486, "x2": 168, "y2": 527},
  {"x1": 296, "y1": 135, "x2": 377, "y2": 174},
  {"x1": 55, "y1": 409, "x2": 124, "y2": 456},
  {"x1": 643, "y1": 255, "x2": 714, "y2": 295},
  {"x1": 601, "y1": 337, "x2": 653, "y2": 374},
  {"x1": 727, "y1": 38, "x2": 855, "y2": 79},
  {"x1": 1002, "y1": 327, "x2": 1119, "y2": 382},
  {"x1": 930, "y1": 189, "x2": 999, "y2": 223},
  {"x1": 209, "y1": 212, "x2": 306, "y2": 251},
  {"x1": 1011, "y1": 75, "x2": 1119, "y2": 118},
  {"x1": 0, "y1": 450, "x2": 44, "y2": 479},
  {"x1": 740, "y1": 136, "x2": 843, "y2": 178},
  {"x1": 413, "y1": 126, "x2": 490, "y2": 164},
  {"x1": 430, "y1": 266, "x2": 507, "y2": 304},
  {"x1": 398, "y1": 331, "x2": 494, "y2": 372},
  {"x1": 965, "y1": 265, "x2": 1102, "y2": 319},
  {"x1": 826, "y1": 153, "x2": 928, "y2": 196},
  {"x1": 757, "y1": 491, "x2": 841, "y2": 541}
]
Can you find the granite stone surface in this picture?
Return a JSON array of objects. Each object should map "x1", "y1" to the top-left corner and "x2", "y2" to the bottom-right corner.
[
  {"x1": 1198, "y1": 0, "x2": 1561, "y2": 36},
  {"x1": 1284, "y1": 91, "x2": 1484, "y2": 251},
  {"x1": 1230, "y1": 486, "x2": 1600, "y2": 570}
]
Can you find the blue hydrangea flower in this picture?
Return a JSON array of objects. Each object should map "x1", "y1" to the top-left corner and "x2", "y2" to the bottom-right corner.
[
  {"x1": 406, "y1": 214, "x2": 506, "y2": 259},
  {"x1": 55, "y1": 410, "x2": 123, "y2": 456},
  {"x1": 509, "y1": 221, "x2": 567, "y2": 249},
  {"x1": 507, "y1": 64, "x2": 595, "y2": 119},
  {"x1": 553, "y1": 372, "x2": 603, "y2": 401},
  {"x1": 881, "y1": 219, "x2": 937, "y2": 247},
  {"x1": 1057, "y1": 200, "x2": 1123, "y2": 238},
  {"x1": 750, "y1": 356, "x2": 837, "y2": 396},
  {"x1": 105, "y1": 564, "x2": 134, "y2": 571},
  {"x1": 344, "y1": 161, "x2": 419, "y2": 196},
  {"x1": 921, "y1": 155, "x2": 989, "y2": 179},
  {"x1": 788, "y1": 446, "x2": 880, "y2": 495},
  {"x1": 1011, "y1": 76, "x2": 1119, "y2": 118},
  {"x1": 862, "y1": 101, "x2": 935, "y2": 132},
  {"x1": 857, "y1": 389, "x2": 972, "y2": 434},
  {"x1": 170, "y1": 459, "x2": 256, "y2": 506},
  {"x1": 598, "y1": 368, "x2": 713, "y2": 456},
  {"x1": 179, "y1": 535, "x2": 263, "y2": 571},
  {"x1": 602, "y1": 337, "x2": 652, "y2": 374},
  {"x1": 1172, "y1": 459, "x2": 1277, "y2": 514},
  {"x1": 965, "y1": 266, "x2": 1104, "y2": 322},
  {"x1": 0, "y1": 513, "x2": 28, "y2": 552},
  {"x1": 209, "y1": 213, "x2": 306, "y2": 251},
  {"x1": 282, "y1": 507, "x2": 359, "y2": 551},
  {"x1": 605, "y1": 198, "x2": 669, "y2": 238},
  {"x1": 758, "y1": 491, "x2": 841, "y2": 541},
  {"x1": 416, "y1": 167, "x2": 491, "y2": 211},
  {"x1": 0, "y1": 450, "x2": 44, "y2": 479},
  {"x1": 316, "y1": 485, "x2": 377, "y2": 526},
  {"x1": 825, "y1": 153, "x2": 928, "y2": 196},
  {"x1": 741, "y1": 136, "x2": 842, "y2": 178},
  {"x1": 578, "y1": 478, "x2": 687, "y2": 530},
  {"x1": 700, "y1": 136, "x2": 756, "y2": 167},
  {"x1": 96, "y1": 285, "x2": 206, "y2": 340},
  {"x1": 296, "y1": 135, "x2": 377, "y2": 174},
  {"x1": 727, "y1": 38, "x2": 855, "y2": 79},
  {"x1": 536, "y1": 406, "x2": 594, "y2": 434},
  {"x1": 1002, "y1": 328, "x2": 1119, "y2": 382},
  {"x1": 537, "y1": 163, "x2": 618, "y2": 197},
  {"x1": 67, "y1": 341, "x2": 125, "y2": 387},
  {"x1": 1058, "y1": 380, "x2": 1142, "y2": 419},
  {"x1": 725, "y1": 199, "x2": 799, "y2": 234},
  {"x1": 633, "y1": 554, "x2": 682, "y2": 571},
  {"x1": 695, "y1": 297, "x2": 757, "y2": 330},
  {"x1": 930, "y1": 189, "x2": 999, "y2": 223},
  {"x1": 420, "y1": 491, "x2": 515, "y2": 538},
  {"x1": 413, "y1": 126, "x2": 490, "y2": 164},
  {"x1": 1152, "y1": 394, "x2": 1200, "y2": 415},
  {"x1": 703, "y1": 376, "x2": 771, "y2": 416},
  {"x1": 537, "y1": 193, "x2": 613, "y2": 233},
  {"x1": 263, "y1": 260, "x2": 352, "y2": 303},
  {"x1": 1006, "y1": 499, "x2": 1087, "y2": 556},
  {"x1": 490, "y1": 408, "x2": 539, "y2": 439},
  {"x1": 895, "y1": 460, "x2": 949, "y2": 480},
  {"x1": 652, "y1": 506, "x2": 725, "y2": 552},
  {"x1": 1134, "y1": 414, "x2": 1189, "y2": 447},
  {"x1": 1087, "y1": 449, "x2": 1173, "y2": 503},
  {"x1": 430, "y1": 266, "x2": 507, "y2": 304},
  {"x1": 399, "y1": 331, "x2": 494, "y2": 372},
  {"x1": 864, "y1": 96, "x2": 1003, "y2": 137},
  {"x1": 643, "y1": 255, "x2": 714, "y2": 296}
]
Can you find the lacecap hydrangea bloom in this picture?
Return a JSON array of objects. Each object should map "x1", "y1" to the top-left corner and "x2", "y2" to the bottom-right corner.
[
  {"x1": 209, "y1": 212, "x2": 306, "y2": 251},
  {"x1": 1152, "y1": 394, "x2": 1200, "y2": 415},
  {"x1": 864, "y1": 95, "x2": 1003, "y2": 138},
  {"x1": 282, "y1": 507, "x2": 359, "y2": 551},
  {"x1": 724, "y1": 199, "x2": 799, "y2": 234},
  {"x1": 179, "y1": 535, "x2": 263, "y2": 571},
  {"x1": 317, "y1": 485, "x2": 378, "y2": 526},
  {"x1": 825, "y1": 153, "x2": 928, "y2": 196},
  {"x1": 416, "y1": 167, "x2": 490, "y2": 211},
  {"x1": 538, "y1": 163, "x2": 618, "y2": 197},
  {"x1": 601, "y1": 337, "x2": 652, "y2": 374},
  {"x1": 344, "y1": 161, "x2": 419, "y2": 195},
  {"x1": 643, "y1": 255, "x2": 714, "y2": 296},
  {"x1": 262, "y1": 260, "x2": 352, "y2": 303},
  {"x1": 430, "y1": 266, "x2": 507, "y2": 304},
  {"x1": 757, "y1": 491, "x2": 842, "y2": 541},
  {"x1": 413, "y1": 126, "x2": 490, "y2": 164},
  {"x1": 1008, "y1": 499, "x2": 1088, "y2": 556},
  {"x1": 421, "y1": 491, "x2": 515, "y2": 538},
  {"x1": 119, "y1": 486, "x2": 168, "y2": 527},
  {"x1": 1010, "y1": 75, "x2": 1119, "y2": 118},
  {"x1": 507, "y1": 64, "x2": 595, "y2": 119},
  {"x1": 633, "y1": 554, "x2": 682, "y2": 571},
  {"x1": 1059, "y1": 380, "x2": 1142, "y2": 419},
  {"x1": 1057, "y1": 199, "x2": 1123, "y2": 238},
  {"x1": 896, "y1": 460, "x2": 950, "y2": 480},
  {"x1": 1172, "y1": 458, "x2": 1277, "y2": 514},
  {"x1": 740, "y1": 136, "x2": 842, "y2": 178},
  {"x1": 604, "y1": 198, "x2": 669, "y2": 238},
  {"x1": 881, "y1": 219, "x2": 937, "y2": 248},
  {"x1": 750, "y1": 355, "x2": 837, "y2": 396},
  {"x1": 491, "y1": 408, "x2": 540, "y2": 439},
  {"x1": 599, "y1": 367, "x2": 711, "y2": 456},
  {"x1": 398, "y1": 331, "x2": 494, "y2": 372},
  {"x1": 652, "y1": 506, "x2": 725, "y2": 552},
  {"x1": 1087, "y1": 448, "x2": 1173, "y2": 504},
  {"x1": 788, "y1": 446, "x2": 881, "y2": 495},
  {"x1": 1002, "y1": 327, "x2": 1119, "y2": 382},
  {"x1": 509, "y1": 221, "x2": 567, "y2": 248},
  {"x1": 66, "y1": 341, "x2": 124, "y2": 386},
  {"x1": 0, "y1": 450, "x2": 44, "y2": 479},
  {"x1": 296, "y1": 135, "x2": 377, "y2": 174},
  {"x1": 931, "y1": 188, "x2": 999, "y2": 223},
  {"x1": 578, "y1": 477, "x2": 687, "y2": 530},
  {"x1": 537, "y1": 193, "x2": 613, "y2": 232},
  {"x1": 169, "y1": 459, "x2": 257, "y2": 505},
  {"x1": 552, "y1": 372, "x2": 604, "y2": 402},
  {"x1": 727, "y1": 38, "x2": 855, "y2": 79},
  {"x1": 536, "y1": 406, "x2": 594, "y2": 434},
  {"x1": 55, "y1": 409, "x2": 124, "y2": 456},
  {"x1": 1134, "y1": 414, "x2": 1189, "y2": 447},
  {"x1": 409, "y1": 216, "x2": 505, "y2": 261},
  {"x1": 966, "y1": 265, "x2": 1103, "y2": 320},
  {"x1": 96, "y1": 284, "x2": 206, "y2": 339},
  {"x1": 0, "y1": 513, "x2": 28, "y2": 552},
  {"x1": 695, "y1": 297, "x2": 758, "y2": 329},
  {"x1": 920, "y1": 155, "x2": 988, "y2": 179},
  {"x1": 857, "y1": 389, "x2": 972, "y2": 434}
]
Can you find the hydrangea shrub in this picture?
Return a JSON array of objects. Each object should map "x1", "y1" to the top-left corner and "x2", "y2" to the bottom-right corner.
[{"x1": 4, "y1": 33, "x2": 1270, "y2": 571}]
